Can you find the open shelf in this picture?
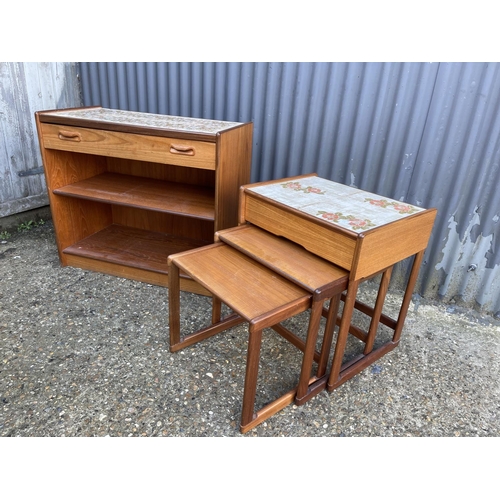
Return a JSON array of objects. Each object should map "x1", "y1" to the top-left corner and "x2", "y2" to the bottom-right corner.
[
  {"x1": 53, "y1": 172, "x2": 216, "y2": 220},
  {"x1": 63, "y1": 224, "x2": 211, "y2": 275}
]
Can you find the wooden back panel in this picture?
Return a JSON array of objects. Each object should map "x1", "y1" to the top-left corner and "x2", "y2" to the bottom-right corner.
[{"x1": 107, "y1": 158, "x2": 216, "y2": 187}]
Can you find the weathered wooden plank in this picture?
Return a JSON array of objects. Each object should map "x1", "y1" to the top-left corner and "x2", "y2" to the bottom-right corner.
[{"x1": 0, "y1": 62, "x2": 81, "y2": 217}]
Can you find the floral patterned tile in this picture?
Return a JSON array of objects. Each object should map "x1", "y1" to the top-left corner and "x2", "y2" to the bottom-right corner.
[
  {"x1": 45, "y1": 107, "x2": 242, "y2": 134},
  {"x1": 248, "y1": 176, "x2": 425, "y2": 233}
]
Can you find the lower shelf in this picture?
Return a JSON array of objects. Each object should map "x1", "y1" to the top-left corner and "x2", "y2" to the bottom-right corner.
[{"x1": 62, "y1": 224, "x2": 211, "y2": 293}]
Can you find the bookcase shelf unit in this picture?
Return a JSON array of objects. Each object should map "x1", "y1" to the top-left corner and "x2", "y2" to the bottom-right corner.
[{"x1": 35, "y1": 106, "x2": 253, "y2": 294}]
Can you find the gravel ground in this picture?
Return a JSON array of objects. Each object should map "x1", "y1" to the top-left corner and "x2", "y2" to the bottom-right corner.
[{"x1": 1, "y1": 219, "x2": 499, "y2": 438}]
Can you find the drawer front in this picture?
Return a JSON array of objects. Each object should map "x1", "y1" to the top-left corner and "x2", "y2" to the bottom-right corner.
[
  {"x1": 243, "y1": 194, "x2": 356, "y2": 271},
  {"x1": 40, "y1": 123, "x2": 216, "y2": 170}
]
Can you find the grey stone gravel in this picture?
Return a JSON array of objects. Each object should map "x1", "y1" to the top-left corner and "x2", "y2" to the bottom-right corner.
[{"x1": 1, "y1": 220, "x2": 499, "y2": 437}]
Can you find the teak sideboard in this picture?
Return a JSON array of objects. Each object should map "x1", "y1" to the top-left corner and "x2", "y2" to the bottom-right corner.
[{"x1": 35, "y1": 106, "x2": 253, "y2": 293}]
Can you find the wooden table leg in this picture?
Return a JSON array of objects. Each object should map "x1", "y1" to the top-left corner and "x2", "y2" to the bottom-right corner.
[
  {"x1": 317, "y1": 294, "x2": 341, "y2": 377},
  {"x1": 393, "y1": 250, "x2": 424, "y2": 343},
  {"x1": 363, "y1": 266, "x2": 393, "y2": 355},
  {"x1": 326, "y1": 252, "x2": 426, "y2": 392},
  {"x1": 240, "y1": 325, "x2": 263, "y2": 430},
  {"x1": 327, "y1": 280, "x2": 359, "y2": 391},
  {"x1": 295, "y1": 294, "x2": 325, "y2": 402},
  {"x1": 212, "y1": 296, "x2": 222, "y2": 324},
  {"x1": 294, "y1": 294, "x2": 342, "y2": 406},
  {"x1": 168, "y1": 258, "x2": 181, "y2": 348}
]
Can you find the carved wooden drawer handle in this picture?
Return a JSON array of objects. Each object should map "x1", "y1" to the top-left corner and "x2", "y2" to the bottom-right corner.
[
  {"x1": 58, "y1": 130, "x2": 82, "y2": 142},
  {"x1": 170, "y1": 144, "x2": 195, "y2": 156}
]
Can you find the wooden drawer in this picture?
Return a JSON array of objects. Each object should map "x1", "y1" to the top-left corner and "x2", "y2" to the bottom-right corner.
[{"x1": 40, "y1": 123, "x2": 216, "y2": 170}]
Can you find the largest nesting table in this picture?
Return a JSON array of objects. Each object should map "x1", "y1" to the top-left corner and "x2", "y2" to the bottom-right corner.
[{"x1": 238, "y1": 173, "x2": 437, "y2": 396}]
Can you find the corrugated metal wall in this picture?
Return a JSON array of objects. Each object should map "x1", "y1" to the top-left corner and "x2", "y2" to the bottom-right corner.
[
  {"x1": 408, "y1": 63, "x2": 500, "y2": 315},
  {"x1": 78, "y1": 62, "x2": 500, "y2": 316},
  {"x1": 0, "y1": 62, "x2": 82, "y2": 217}
]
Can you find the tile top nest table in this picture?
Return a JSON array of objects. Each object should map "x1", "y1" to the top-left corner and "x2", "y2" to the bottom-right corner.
[
  {"x1": 239, "y1": 173, "x2": 437, "y2": 394},
  {"x1": 169, "y1": 173, "x2": 436, "y2": 432}
]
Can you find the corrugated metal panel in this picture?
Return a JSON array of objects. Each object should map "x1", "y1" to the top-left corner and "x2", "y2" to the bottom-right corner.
[
  {"x1": 0, "y1": 62, "x2": 82, "y2": 217},
  {"x1": 408, "y1": 62, "x2": 500, "y2": 314},
  {"x1": 78, "y1": 62, "x2": 500, "y2": 316}
]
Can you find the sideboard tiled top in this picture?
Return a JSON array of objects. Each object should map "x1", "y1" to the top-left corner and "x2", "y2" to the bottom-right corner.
[{"x1": 39, "y1": 107, "x2": 243, "y2": 135}]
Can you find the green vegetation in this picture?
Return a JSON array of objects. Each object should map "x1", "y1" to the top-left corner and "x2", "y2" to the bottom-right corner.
[
  {"x1": 1, "y1": 218, "x2": 46, "y2": 241},
  {"x1": 17, "y1": 219, "x2": 45, "y2": 232}
]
